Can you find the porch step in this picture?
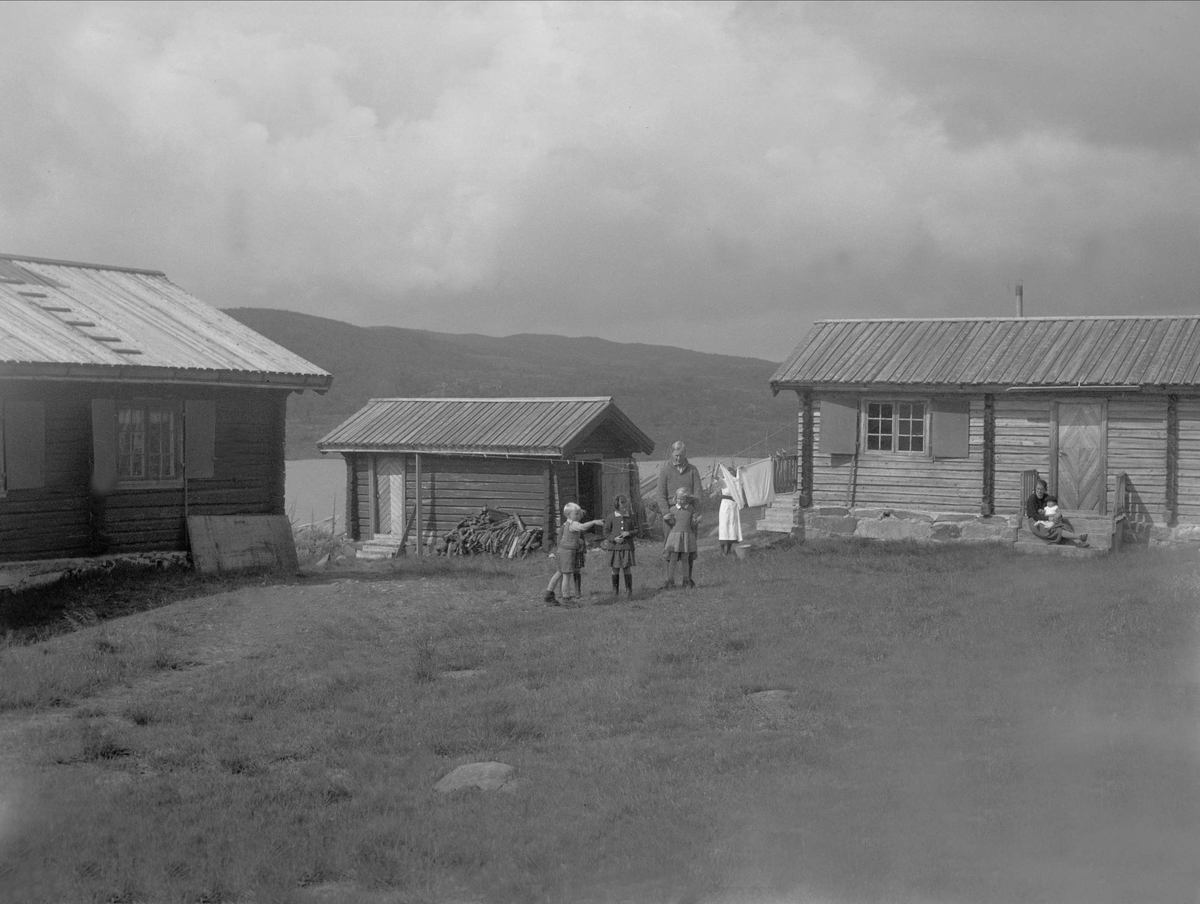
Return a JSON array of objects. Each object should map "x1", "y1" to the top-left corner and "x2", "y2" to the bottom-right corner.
[
  {"x1": 1015, "y1": 512, "x2": 1112, "y2": 556},
  {"x1": 756, "y1": 496, "x2": 797, "y2": 534},
  {"x1": 358, "y1": 535, "x2": 406, "y2": 560}
]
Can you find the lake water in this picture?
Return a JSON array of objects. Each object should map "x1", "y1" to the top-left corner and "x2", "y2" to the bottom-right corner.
[{"x1": 286, "y1": 458, "x2": 346, "y2": 532}]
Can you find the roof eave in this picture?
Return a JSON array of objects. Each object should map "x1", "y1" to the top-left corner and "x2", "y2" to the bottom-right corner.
[
  {"x1": 316, "y1": 444, "x2": 564, "y2": 458},
  {"x1": 0, "y1": 362, "x2": 332, "y2": 392},
  {"x1": 770, "y1": 379, "x2": 1177, "y2": 395}
]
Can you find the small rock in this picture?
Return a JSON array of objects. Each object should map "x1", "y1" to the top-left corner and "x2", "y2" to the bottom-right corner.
[
  {"x1": 314, "y1": 554, "x2": 330, "y2": 569},
  {"x1": 434, "y1": 761, "x2": 517, "y2": 794},
  {"x1": 440, "y1": 669, "x2": 483, "y2": 680},
  {"x1": 334, "y1": 554, "x2": 347, "y2": 565}
]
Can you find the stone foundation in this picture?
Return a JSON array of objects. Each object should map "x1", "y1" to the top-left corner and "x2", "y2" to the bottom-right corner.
[
  {"x1": 0, "y1": 551, "x2": 191, "y2": 595},
  {"x1": 802, "y1": 507, "x2": 1017, "y2": 545}
]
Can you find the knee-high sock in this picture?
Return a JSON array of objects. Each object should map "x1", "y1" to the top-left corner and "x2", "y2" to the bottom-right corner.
[{"x1": 624, "y1": 570, "x2": 633, "y2": 592}]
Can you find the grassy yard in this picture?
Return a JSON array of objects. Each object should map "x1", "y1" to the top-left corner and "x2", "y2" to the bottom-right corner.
[{"x1": 0, "y1": 541, "x2": 1196, "y2": 903}]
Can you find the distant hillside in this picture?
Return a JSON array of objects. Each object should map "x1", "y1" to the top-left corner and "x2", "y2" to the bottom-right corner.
[{"x1": 224, "y1": 309, "x2": 797, "y2": 461}]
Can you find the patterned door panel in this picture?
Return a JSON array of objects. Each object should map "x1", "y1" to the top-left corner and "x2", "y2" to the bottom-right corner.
[{"x1": 1057, "y1": 402, "x2": 1103, "y2": 511}]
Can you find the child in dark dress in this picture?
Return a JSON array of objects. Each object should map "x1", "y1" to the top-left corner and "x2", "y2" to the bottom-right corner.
[
  {"x1": 662, "y1": 487, "x2": 699, "y2": 589},
  {"x1": 601, "y1": 494, "x2": 637, "y2": 598}
]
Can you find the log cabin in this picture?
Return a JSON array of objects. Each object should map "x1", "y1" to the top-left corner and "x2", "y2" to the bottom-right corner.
[
  {"x1": 0, "y1": 253, "x2": 331, "y2": 566},
  {"x1": 318, "y1": 397, "x2": 655, "y2": 555},
  {"x1": 769, "y1": 316, "x2": 1200, "y2": 550}
]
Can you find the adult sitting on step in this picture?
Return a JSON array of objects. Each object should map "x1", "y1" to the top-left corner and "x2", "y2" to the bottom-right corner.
[{"x1": 1025, "y1": 479, "x2": 1088, "y2": 547}]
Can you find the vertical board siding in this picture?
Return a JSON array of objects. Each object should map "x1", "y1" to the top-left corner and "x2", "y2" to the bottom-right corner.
[
  {"x1": 0, "y1": 381, "x2": 292, "y2": 562},
  {"x1": 1106, "y1": 397, "x2": 1167, "y2": 524},
  {"x1": 1174, "y1": 399, "x2": 1200, "y2": 521}
]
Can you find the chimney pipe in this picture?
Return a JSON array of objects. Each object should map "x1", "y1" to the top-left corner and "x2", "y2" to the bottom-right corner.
[{"x1": 1015, "y1": 282, "x2": 1024, "y2": 318}]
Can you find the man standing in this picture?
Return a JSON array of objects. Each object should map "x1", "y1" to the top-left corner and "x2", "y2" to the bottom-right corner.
[{"x1": 656, "y1": 441, "x2": 704, "y2": 533}]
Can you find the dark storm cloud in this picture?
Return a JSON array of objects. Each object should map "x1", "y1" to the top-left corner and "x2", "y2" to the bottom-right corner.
[{"x1": 0, "y1": 2, "x2": 1197, "y2": 360}]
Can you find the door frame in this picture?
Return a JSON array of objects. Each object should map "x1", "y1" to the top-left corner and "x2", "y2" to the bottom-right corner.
[{"x1": 1049, "y1": 398, "x2": 1107, "y2": 515}]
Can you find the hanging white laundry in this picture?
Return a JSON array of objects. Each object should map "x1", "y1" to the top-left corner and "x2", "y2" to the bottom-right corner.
[{"x1": 738, "y1": 458, "x2": 776, "y2": 507}]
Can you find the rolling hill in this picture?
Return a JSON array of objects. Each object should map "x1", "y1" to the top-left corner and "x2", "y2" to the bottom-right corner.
[{"x1": 224, "y1": 309, "x2": 798, "y2": 461}]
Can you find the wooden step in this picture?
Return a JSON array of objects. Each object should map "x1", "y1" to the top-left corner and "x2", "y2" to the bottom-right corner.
[
  {"x1": 358, "y1": 535, "x2": 406, "y2": 560},
  {"x1": 1015, "y1": 511, "x2": 1112, "y2": 555}
]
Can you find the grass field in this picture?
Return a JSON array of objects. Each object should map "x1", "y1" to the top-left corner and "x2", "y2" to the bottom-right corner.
[{"x1": 0, "y1": 541, "x2": 1197, "y2": 903}]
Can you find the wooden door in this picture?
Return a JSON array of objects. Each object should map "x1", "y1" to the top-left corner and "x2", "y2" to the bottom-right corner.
[
  {"x1": 600, "y1": 458, "x2": 630, "y2": 515},
  {"x1": 1055, "y1": 402, "x2": 1104, "y2": 512},
  {"x1": 376, "y1": 455, "x2": 407, "y2": 536}
]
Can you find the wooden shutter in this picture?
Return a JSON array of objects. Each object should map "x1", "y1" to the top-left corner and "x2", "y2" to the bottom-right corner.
[
  {"x1": 819, "y1": 398, "x2": 859, "y2": 455},
  {"x1": 931, "y1": 399, "x2": 970, "y2": 459},
  {"x1": 91, "y1": 398, "x2": 117, "y2": 495},
  {"x1": 4, "y1": 401, "x2": 45, "y2": 489},
  {"x1": 185, "y1": 400, "x2": 216, "y2": 479}
]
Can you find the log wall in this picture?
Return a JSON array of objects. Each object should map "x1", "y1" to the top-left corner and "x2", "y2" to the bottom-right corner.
[
  {"x1": 401, "y1": 456, "x2": 550, "y2": 549},
  {"x1": 1, "y1": 380, "x2": 290, "y2": 563},
  {"x1": 800, "y1": 392, "x2": 1187, "y2": 525},
  {"x1": 1107, "y1": 397, "x2": 1168, "y2": 524},
  {"x1": 808, "y1": 395, "x2": 985, "y2": 513},
  {"x1": 992, "y1": 397, "x2": 1052, "y2": 514}
]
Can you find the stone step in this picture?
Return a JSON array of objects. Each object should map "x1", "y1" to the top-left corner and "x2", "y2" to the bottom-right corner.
[{"x1": 756, "y1": 516, "x2": 796, "y2": 533}]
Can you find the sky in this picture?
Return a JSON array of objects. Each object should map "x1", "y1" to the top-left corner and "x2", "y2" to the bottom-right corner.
[{"x1": 1, "y1": 1, "x2": 1198, "y2": 361}]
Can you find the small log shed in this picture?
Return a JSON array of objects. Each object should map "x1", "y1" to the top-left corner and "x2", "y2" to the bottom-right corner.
[
  {"x1": 318, "y1": 397, "x2": 655, "y2": 552},
  {"x1": 770, "y1": 315, "x2": 1200, "y2": 546},
  {"x1": 0, "y1": 253, "x2": 331, "y2": 564}
]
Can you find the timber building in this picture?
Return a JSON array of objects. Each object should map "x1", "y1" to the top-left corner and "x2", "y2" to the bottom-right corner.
[
  {"x1": 769, "y1": 316, "x2": 1200, "y2": 549},
  {"x1": 0, "y1": 253, "x2": 331, "y2": 564},
  {"x1": 319, "y1": 397, "x2": 655, "y2": 553}
]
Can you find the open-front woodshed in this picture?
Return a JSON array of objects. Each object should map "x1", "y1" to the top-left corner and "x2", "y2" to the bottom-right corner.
[
  {"x1": 0, "y1": 253, "x2": 331, "y2": 568},
  {"x1": 318, "y1": 397, "x2": 655, "y2": 555},
  {"x1": 769, "y1": 315, "x2": 1200, "y2": 550}
]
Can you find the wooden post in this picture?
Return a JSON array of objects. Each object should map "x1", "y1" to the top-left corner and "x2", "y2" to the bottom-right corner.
[
  {"x1": 1167, "y1": 394, "x2": 1179, "y2": 526},
  {"x1": 542, "y1": 464, "x2": 552, "y2": 548},
  {"x1": 981, "y1": 394, "x2": 995, "y2": 516},
  {"x1": 1048, "y1": 402, "x2": 1059, "y2": 497},
  {"x1": 414, "y1": 452, "x2": 423, "y2": 556},
  {"x1": 367, "y1": 454, "x2": 378, "y2": 537},
  {"x1": 345, "y1": 454, "x2": 358, "y2": 541},
  {"x1": 800, "y1": 391, "x2": 813, "y2": 508}
]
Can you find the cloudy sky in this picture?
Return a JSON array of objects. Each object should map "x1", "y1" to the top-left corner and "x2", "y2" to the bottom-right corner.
[{"x1": 1, "y1": 1, "x2": 1198, "y2": 360}]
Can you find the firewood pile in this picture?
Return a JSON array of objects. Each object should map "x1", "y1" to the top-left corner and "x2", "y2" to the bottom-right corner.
[{"x1": 441, "y1": 508, "x2": 544, "y2": 557}]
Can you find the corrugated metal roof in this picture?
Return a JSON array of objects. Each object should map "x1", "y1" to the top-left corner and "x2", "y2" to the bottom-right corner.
[
  {"x1": 0, "y1": 253, "x2": 331, "y2": 390},
  {"x1": 318, "y1": 397, "x2": 656, "y2": 457},
  {"x1": 771, "y1": 316, "x2": 1200, "y2": 390}
]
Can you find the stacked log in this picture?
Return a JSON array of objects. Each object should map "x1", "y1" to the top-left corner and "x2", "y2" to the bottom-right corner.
[{"x1": 441, "y1": 508, "x2": 543, "y2": 558}]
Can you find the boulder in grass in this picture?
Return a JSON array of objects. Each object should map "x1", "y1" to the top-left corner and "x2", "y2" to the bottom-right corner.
[{"x1": 434, "y1": 761, "x2": 517, "y2": 794}]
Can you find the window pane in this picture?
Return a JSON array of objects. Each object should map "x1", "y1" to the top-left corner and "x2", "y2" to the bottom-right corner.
[
  {"x1": 897, "y1": 402, "x2": 925, "y2": 452},
  {"x1": 866, "y1": 402, "x2": 893, "y2": 452},
  {"x1": 118, "y1": 408, "x2": 145, "y2": 478},
  {"x1": 147, "y1": 408, "x2": 176, "y2": 479},
  {"x1": 117, "y1": 405, "x2": 178, "y2": 480}
]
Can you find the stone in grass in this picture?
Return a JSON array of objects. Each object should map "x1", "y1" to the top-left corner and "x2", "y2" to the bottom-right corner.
[{"x1": 435, "y1": 761, "x2": 518, "y2": 794}]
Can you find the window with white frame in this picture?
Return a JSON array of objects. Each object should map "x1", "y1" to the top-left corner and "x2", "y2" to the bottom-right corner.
[
  {"x1": 865, "y1": 401, "x2": 926, "y2": 453},
  {"x1": 117, "y1": 402, "x2": 181, "y2": 482}
]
